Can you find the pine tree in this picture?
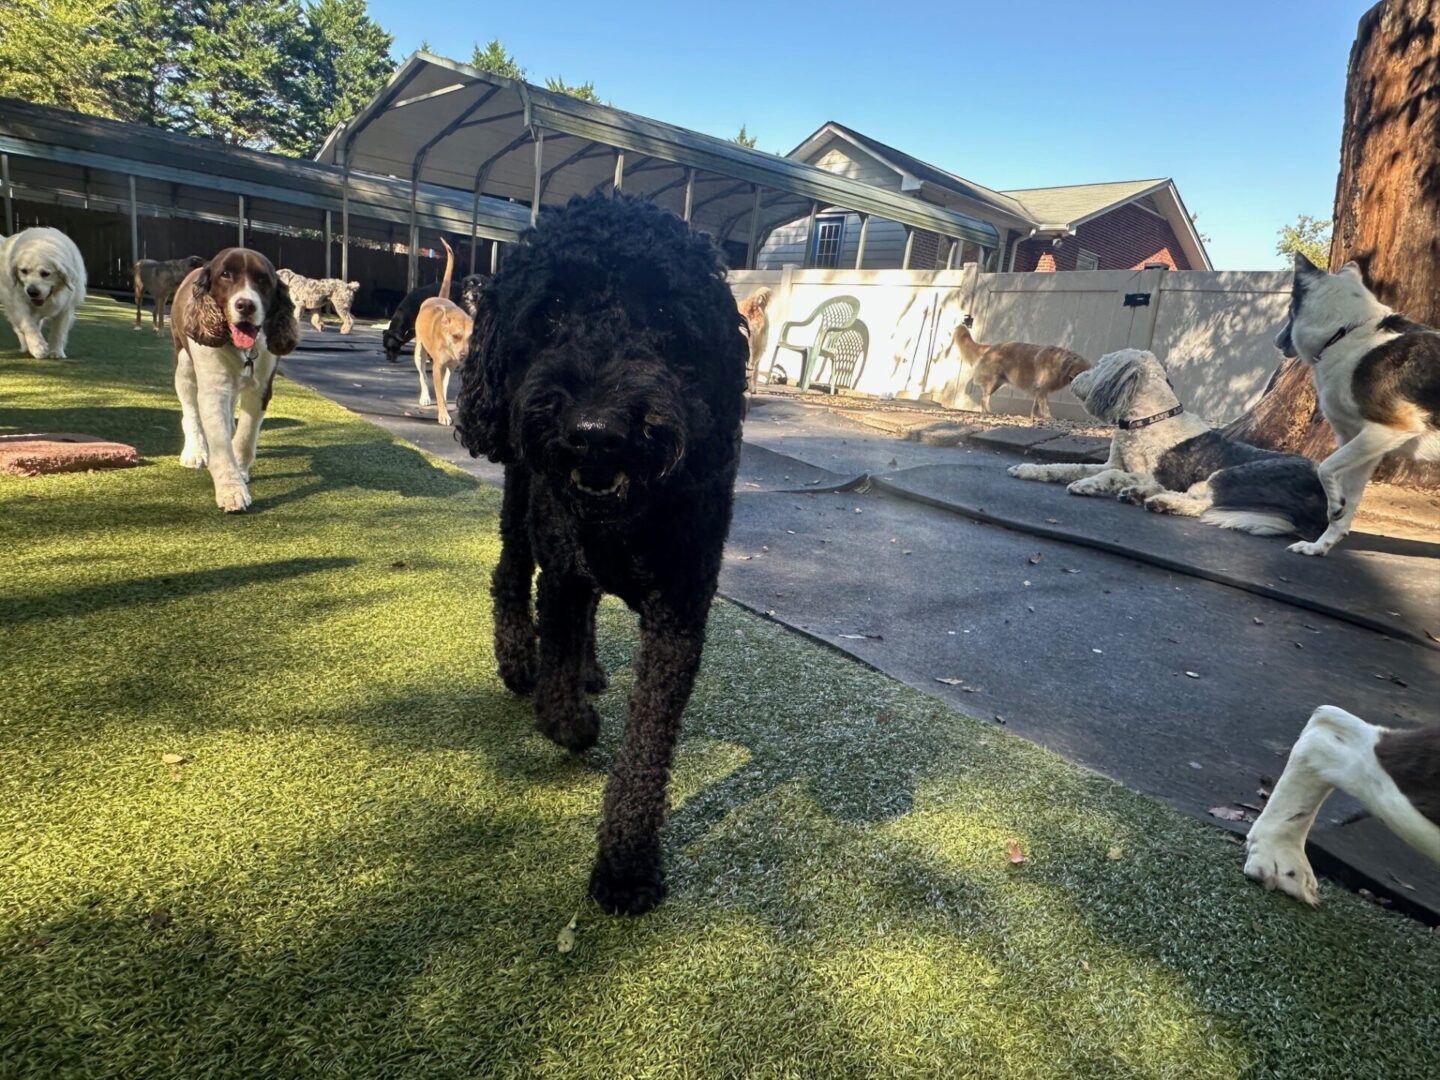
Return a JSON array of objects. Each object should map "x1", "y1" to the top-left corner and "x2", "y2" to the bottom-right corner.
[
  {"x1": 544, "y1": 75, "x2": 601, "y2": 103},
  {"x1": 161, "y1": 0, "x2": 307, "y2": 148},
  {"x1": 283, "y1": 0, "x2": 395, "y2": 156},
  {"x1": 0, "y1": 0, "x2": 129, "y2": 117},
  {"x1": 470, "y1": 38, "x2": 523, "y2": 79}
]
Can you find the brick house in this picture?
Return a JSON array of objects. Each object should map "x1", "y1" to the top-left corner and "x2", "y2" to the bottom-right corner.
[{"x1": 757, "y1": 122, "x2": 1211, "y2": 273}]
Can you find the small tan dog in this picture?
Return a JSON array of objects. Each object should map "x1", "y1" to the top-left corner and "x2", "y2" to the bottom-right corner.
[
  {"x1": 737, "y1": 286, "x2": 771, "y2": 391},
  {"x1": 134, "y1": 255, "x2": 205, "y2": 333},
  {"x1": 413, "y1": 238, "x2": 474, "y2": 426},
  {"x1": 953, "y1": 320, "x2": 1090, "y2": 417}
]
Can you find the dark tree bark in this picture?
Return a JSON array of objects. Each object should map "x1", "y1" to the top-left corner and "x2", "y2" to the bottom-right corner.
[{"x1": 1224, "y1": 0, "x2": 1440, "y2": 489}]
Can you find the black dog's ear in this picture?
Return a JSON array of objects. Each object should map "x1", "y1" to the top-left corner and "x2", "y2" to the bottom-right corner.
[{"x1": 456, "y1": 296, "x2": 518, "y2": 463}]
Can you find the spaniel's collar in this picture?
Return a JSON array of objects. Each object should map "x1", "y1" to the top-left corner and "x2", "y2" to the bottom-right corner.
[{"x1": 1117, "y1": 404, "x2": 1184, "y2": 430}]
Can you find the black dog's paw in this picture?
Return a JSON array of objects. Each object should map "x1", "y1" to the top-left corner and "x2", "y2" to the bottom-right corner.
[
  {"x1": 1116, "y1": 485, "x2": 1148, "y2": 506},
  {"x1": 584, "y1": 660, "x2": 609, "y2": 694},
  {"x1": 535, "y1": 700, "x2": 601, "y2": 752},
  {"x1": 589, "y1": 857, "x2": 667, "y2": 916},
  {"x1": 497, "y1": 654, "x2": 537, "y2": 696}
]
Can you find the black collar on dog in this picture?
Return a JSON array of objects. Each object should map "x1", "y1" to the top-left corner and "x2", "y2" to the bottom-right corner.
[
  {"x1": 1314, "y1": 324, "x2": 1351, "y2": 361},
  {"x1": 1117, "y1": 404, "x2": 1184, "y2": 430},
  {"x1": 1314, "y1": 316, "x2": 1383, "y2": 362}
]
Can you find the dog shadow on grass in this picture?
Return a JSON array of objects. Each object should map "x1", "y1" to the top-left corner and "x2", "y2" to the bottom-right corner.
[
  {"x1": 252, "y1": 437, "x2": 477, "y2": 509},
  {"x1": 0, "y1": 557, "x2": 358, "y2": 626}
]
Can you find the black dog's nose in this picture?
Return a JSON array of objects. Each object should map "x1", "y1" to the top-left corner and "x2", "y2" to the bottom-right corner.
[
  {"x1": 566, "y1": 413, "x2": 626, "y2": 455},
  {"x1": 234, "y1": 297, "x2": 256, "y2": 318},
  {"x1": 25, "y1": 285, "x2": 40, "y2": 298}
]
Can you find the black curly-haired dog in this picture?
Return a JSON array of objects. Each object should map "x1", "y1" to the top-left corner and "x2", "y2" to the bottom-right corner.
[
  {"x1": 456, "y1": 194, "x2": 746, "y2": 915},
  {"x1": 382, "y1": 273, "x2": 486, "y2": 362}
]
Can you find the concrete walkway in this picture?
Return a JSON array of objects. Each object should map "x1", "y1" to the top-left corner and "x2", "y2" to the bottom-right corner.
[{"x1": 281, "y1": 328, "x2": 1440, "y2": 922}]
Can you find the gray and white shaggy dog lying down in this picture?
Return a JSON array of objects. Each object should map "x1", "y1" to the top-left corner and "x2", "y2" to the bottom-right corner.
[
  {"x1": 1009, "y1": 348, "x2": 1328, "y2": 540},
  {"x1": 455, "y1": 193, "x2": 747, "y2": 915},
  {"x1": 276, "y1": 268, "x2": 359, "y2": 334}
]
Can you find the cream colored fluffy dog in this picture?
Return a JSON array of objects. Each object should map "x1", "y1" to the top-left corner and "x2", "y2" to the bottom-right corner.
[
  {"x1": 1, "y1": 226, "x2": 87, "y2": 359},
  {"x1": 413, "y1": 238, "x2": 474, "y2": 426}
]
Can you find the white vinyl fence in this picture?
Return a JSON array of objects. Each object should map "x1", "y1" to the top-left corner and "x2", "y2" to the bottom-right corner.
[{"x1": 728, "y1": 264, "x2": 1293, "y2": 425}]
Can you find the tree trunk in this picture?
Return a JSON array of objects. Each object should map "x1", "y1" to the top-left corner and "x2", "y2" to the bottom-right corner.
[{"x1": 1224, "y1": 0, "x2": 1440, "y2": 489}]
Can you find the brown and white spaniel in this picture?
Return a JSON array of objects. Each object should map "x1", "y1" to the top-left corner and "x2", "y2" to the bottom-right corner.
[{"x1": 170, "y1": 248, "x2": 298, "y2": 512}]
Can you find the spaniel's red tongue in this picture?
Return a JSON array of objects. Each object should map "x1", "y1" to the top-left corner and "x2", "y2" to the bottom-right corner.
[{"x1": 230, "y1": 324, "x2": 257, "y2": 349}]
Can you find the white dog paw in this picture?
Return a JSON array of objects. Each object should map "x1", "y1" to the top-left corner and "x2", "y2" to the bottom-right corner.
[
  {"x1": 1008, "y1": 464, "x2": 1040, "y2": 480},
  {"x1": 1117, "y1": 485, "x2": 1151, "y2": 506},
  {"x1": 1142, "y1": 493, "x2": 1184, "y2": 514},
  {"x1": 436, "y1": 411, "x2": 453, "y2": 427},
  {"x1": 1288, "y1": 539, "x2": 1330, "y2": 557},
  {"x1": 179, "y1": 444, "x2": 209, "y2": 469},
  {"x1": 215, "y1": 482, "x2": 252, "y2": 513},
  {"x1": 1066, "y1": 478, "x2": 1103, "y2": 497},
  {"x1": 1244, "y1": 834, "x2": 1320, "y2": 906}
]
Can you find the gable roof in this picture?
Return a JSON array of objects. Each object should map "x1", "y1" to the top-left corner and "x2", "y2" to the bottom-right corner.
[
  {"x1": 791, "y1": 122, "x2": 1031, "y2": 222},
  {"x1": 785, "y1": 122, "x2": 1212, "y2": 270},
  {"x1": 1001, "y1": 178, "x2": 1170, "y2": 229}
]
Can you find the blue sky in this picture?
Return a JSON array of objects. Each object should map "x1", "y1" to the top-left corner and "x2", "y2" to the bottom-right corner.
[{"x1": 367, "y1": 0, "x2": 1365, "y2": 270}]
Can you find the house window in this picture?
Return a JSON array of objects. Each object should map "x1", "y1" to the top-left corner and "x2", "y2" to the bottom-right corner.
[
  {"x1": 1075, "y1": 248, "x2": 1100, "y2": 271},
  {"x1": 810, "y1": 215, "x2": 846, "y2": 268}
]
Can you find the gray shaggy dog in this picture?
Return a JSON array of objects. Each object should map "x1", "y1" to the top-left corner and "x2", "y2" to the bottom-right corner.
[
  {"x1": 276, "y1": 268, "x2": 359, "y2": 334},
  {"x1": 456, "y1": 194, "x2": 747, "y2": 915}
]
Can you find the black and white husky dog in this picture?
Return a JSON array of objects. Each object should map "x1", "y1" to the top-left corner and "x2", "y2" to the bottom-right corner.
[
  {"x1": 1009, "y1": 348, "x2": 1328, "y2": 540},
  {"x1": 1276, "y1": 254, "x2": 1440, "y2": 556}
]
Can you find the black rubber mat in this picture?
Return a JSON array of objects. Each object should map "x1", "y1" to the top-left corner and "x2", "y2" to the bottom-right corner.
[{"x1": 873, "y1": 463, "x2": 1440, "y2": 652}]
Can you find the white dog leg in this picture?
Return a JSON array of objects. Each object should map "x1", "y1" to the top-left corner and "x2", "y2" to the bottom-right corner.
[
  {"x1": 231, "y1": 355, "x2": 275, "y2": 485},
  {"x1": 1244, "y1": 706, "x2": 1432, "y2": 906},
  {"x1": 193, "y1": 358, "x2": 250, "y2": 512},
  {"x1": 1143, "y1": 481, "x2": 1213, "y2": 516},
  {"x1": 1289, "y1": 426, "x2": 1411, "y2": 556},
  {"x1": 1117, "y1": 478, "x2": 1165, "y2": 505},
  {"x1": 1066, "y1": 468, "x2": 1146, "y2": 497},
  {"x1": 1243, "y1": 709, "x2": 1348, "y2": 906},
  {"x1": 1009, "y1": 462, "x2": 1110, "y2": 484},
  {"x1": 415, "y1": 342, "x2": 432, "y2": 406},
  {"x1": 46, "y1": 306, "x2": 76, "y2": 359},
  {"x1": 14, "y1": 312, "x2": 48, "y2": 360},
  {"x1": 174, "y1": 353, "x2": 209, "y2": 469}
]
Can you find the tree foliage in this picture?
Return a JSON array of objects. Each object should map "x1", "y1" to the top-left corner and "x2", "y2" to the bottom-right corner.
[
  {"x1": 470, "y1": 38, "x2": 523, "y2": 79},
  {"x1": 1276, "y1": 214, "x2": 1331, "y2": 269},
  {"x1": 0, "y1": 0, "x2": 130, "y2": 117},
  {"x1": 733, "y1": 125, "x2": 758, "y2": 149},
  {"x1": 543, "y1": 75, "x2": 601, "y2": 103},
  {"x1": 3, "y1": 0, "x2": 393, "y2": 154}
]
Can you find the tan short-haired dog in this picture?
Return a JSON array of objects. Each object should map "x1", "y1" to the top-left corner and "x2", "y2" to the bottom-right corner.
[
  {"x1": 413, "y1": 238, "x2": 474, "y2": 426},
  {"x1": 953, "y1": 321, "x2": 1090, "y2": 417},
  {"x1": 737, "y1": 286, "x2": 771, "y2": 392},
  {"x1": 134, "y1": 255, "x2": 206, "y2": 333}
]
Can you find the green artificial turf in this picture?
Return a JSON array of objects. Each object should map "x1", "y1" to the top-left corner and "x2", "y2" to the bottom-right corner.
[{"x1": 2, "y1": 300, "x2": 1438, "y2": 1079}]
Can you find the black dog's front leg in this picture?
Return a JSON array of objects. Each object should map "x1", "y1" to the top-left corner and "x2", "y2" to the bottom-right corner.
[
  {"x1": 491, "y1": 465, "x2": 537, "y2": 695},
  {"x1": 533, "y1": 571, "x2": 602, "y2": 751},
  {"x1": 580, "y1": 590, "x2": 608, "y2": 694},
  {"x1": 589, "y1": 598, "x2": 709, "y2": 915}
]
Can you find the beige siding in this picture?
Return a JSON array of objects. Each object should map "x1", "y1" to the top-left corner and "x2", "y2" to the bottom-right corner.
[
  {"x1": 807, "y1": 137, "x2": 905, "y2": 189},
  {"x1": 758, "y1": 211, "x2": 910, "y2": 270}
]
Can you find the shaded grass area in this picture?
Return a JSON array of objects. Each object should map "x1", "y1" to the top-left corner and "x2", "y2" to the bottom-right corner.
[{"x1": 2, "y1": 303, "x2": 1438, "y2": 1079}]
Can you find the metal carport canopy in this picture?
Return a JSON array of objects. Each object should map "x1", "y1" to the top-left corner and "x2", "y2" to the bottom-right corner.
[{"x1": 316, "y1": 52, "x2": 1000, "y2": 257}]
